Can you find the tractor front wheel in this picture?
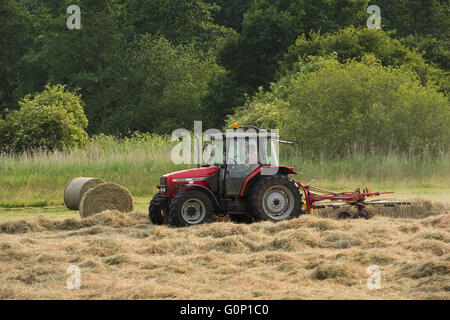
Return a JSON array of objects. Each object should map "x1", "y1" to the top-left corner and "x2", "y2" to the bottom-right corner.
[
  {"x1": 249, "y1": 174, "x2": 302, "y2": 222},
  {"x1": 168, "y1": 189, "x2": 214, "y2": 227},
  {"x1": 148, "y1": 192, "x2": 168, "y2": 225}
]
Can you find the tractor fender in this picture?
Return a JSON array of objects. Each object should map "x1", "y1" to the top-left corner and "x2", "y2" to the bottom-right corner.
[
  {"x1": 182, "y1": 184, "x2": 220, "y2": 210},
  {"x1": 239, "y1": 166, "x2": 297, "y2": 197}
]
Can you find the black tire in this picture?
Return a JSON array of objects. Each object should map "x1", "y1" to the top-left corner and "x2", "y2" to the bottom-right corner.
[
  {"x1": 248, "y1": 174, "x2": 302, "y2": 222},
  {"x1": 168, "y1": 189, "x2": 214, "y2": 227},
  {"x1": 353, "y1": 210, "x2": 369, "y2": 219},
  {"x1": 337, "y1": 210, "x2": 352, "y2": 219},
  {"x1": 148, "y1": 192, "x2": 168, "y2": 225}
]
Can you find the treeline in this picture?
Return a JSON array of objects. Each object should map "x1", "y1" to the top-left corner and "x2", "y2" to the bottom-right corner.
[{"x1": 0, "y1": 0, "x2": 449, "y2": 154}]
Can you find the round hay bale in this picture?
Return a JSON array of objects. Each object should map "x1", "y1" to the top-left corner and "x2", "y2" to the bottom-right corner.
[
  {"x1": 79, "y1": 183, "x2": 134, "y2": 218},
  {"x1": 64, "y1": 177, "x2": 105, "y2": 210}
]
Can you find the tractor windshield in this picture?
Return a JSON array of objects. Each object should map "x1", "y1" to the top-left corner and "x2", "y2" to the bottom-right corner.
[{"x1": 203, "y1": 129, "x2": 279, "y2": 167}]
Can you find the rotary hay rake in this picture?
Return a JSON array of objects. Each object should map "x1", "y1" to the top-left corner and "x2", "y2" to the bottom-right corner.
[{"x1": 296, "y1": 181, "x2": 411, "y2": 219}]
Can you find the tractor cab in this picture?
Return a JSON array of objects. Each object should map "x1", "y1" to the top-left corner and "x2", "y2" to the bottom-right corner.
[
  {"x1": 204, "y1": 124, "x2": 283, "y2": 196},
  {"x1": 149, "y1": 124, "x2": 302, "y2": 227}
]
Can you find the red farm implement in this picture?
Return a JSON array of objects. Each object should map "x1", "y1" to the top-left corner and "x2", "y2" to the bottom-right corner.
[{"x1": 296, "y1": 182, "x2": 411, "y2": 219}]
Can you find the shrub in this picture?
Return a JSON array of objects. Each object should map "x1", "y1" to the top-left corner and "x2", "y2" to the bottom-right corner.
[{"x1": 0, "y1": 84, "x2": 88, "y2": 152}]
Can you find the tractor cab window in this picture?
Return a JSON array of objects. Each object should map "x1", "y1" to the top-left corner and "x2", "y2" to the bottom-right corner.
[
  {"x1": 258, "y1": 135, "x2": 279, "y2": 166},
  {"x1": 225, "y1": 137, "x2": 259, "y2": 195},
  {"x1": 226, "y1": 137, "x2": 259, "y2": 167},
  {"x1": 203, "y1": 134, "x2": 225, "y2": 166},
  {"x1": 245, "y1": 140, "x2": 258, "y2": 165}
]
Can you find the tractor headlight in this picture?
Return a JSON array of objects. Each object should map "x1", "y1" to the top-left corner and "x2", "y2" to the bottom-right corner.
[{"x1": 158, "y1": 177, "x2": 168, "y2": 194}]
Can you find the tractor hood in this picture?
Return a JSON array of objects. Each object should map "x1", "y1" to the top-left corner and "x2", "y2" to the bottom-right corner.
[{"x1": 162, "y1": 166, "x2": 220, "y2": 184}]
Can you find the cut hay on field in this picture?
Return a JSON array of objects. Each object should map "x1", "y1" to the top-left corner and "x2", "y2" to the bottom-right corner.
[
  {"x1": 79, "y1": 183, "x2": 134, "y2": 218},
  {"x1": 64, "y1": 177, "x2": 105, "y2": 210},
  {"x1": 0, "y1": 211, "x2": 448, "y2": 299},
  {"x1": 0, "y1": 210, "x2": 146, "y2": 234}
]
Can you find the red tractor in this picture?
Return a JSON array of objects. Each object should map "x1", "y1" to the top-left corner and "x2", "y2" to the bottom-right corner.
[{"x1": 149, "y1": 125, "x2": 303, "y2": 226}]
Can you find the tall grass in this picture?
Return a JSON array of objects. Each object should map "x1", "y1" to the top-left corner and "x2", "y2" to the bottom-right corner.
[
  {"x1": 282, "y1": 146, "x2": 450, "y2": 188},
  {"x1": 0, "y1": 134, "x2": 449, "y2": 206},
  {"x1": 0, "y1": 134, "x2": 187, "y2": 206}
]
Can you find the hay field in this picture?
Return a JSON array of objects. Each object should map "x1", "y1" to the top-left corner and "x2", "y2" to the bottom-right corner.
[{"x1": 0, "y1": 200, "x2": 448, "y2": 300}]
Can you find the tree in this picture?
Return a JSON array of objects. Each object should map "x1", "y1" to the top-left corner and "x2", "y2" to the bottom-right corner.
[
  {"x1": 201, "y1": 69, "x2": 247, "y2": 129},
  {"x1": 282, "y1": 27, "x2": 448, "y2": 94},
  {"x1": 0, "y1": 84, "x2": 88, "y2": 152},
  {"x1": 125, "y1": 0, "x2": 232, "y2": 51},
  {"x1": 43, "y1": 0, "x2": 127, "y2": 134},
  {"x1": 0, "y1": 0, "x2": 33, "y2": 111},
  {"x1": 16, "y1": 0, "x2": 232, "y2": 134},
  {"x1": 374, "y1": 0, "x2": 449, "y2": 77},
  {"x1": 228, "y1": 56, "x2": 450, "y2": 155},
  {"x1": 211, "y1": 0, "x2": 371, "y2": 127},
  {"x1": 101, "y1": 35, "x2": 224, "y2": 135},
  {"x1": 204, "y1": 0, "x2": 253, "y2": 32},
  {"x1": 219, "y1": 0, "x2": 370, "y2": 92},
  {"x1": 375, "y1": 0, "x2": 449, "y2": 41},
  {"x1": 400, "y1": 34, "x2": 450, "y2": 71}
]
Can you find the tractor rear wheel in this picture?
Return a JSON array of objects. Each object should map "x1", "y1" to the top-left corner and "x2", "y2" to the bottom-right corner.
[
  {"x1": 169, "y1": 189, "x2": 214, "y2": 227},
  {"x1": 148, "y1": 192, "x2": 168, "y2": 225},
  {"x1": 249, "y1": 174, "x2": 302, "y2": 221}
]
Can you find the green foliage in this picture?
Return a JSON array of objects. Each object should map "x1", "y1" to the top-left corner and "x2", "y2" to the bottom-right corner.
[
  {"x1": 0, "y1": 84, "x2": 88, "y2": 152},
  {"x1": 125, "y1": 0, "x2": 232, "y2": 51},
  {"x1": 282, "y1": 27, "x2": 448, "y2": 94},
  {"x1": 2, "y1": 0, "x2": 449, "y2": 136},
  {"x1": 400, "y1": 35, "x2": 450, "y2": 71},
  {"x1": 0, "y1": 0, "x2": 34, "y2": 110},
  {"x1": 219, "y1": 0, "x2": 369, "y2": 91},
  {"x1": 102, "y1": 35, "x2": 224, "y2": 134},
  {"x1": 31, "y1": 0, "x2": 127, "y2": 134},
  {"x1": 201, "y1": 68, "x2": 247, "y2": 129},
  {"x1": 212, "y1": 0, "x2": 370, "y2": 125},
  {"x1": 374, "y1": 0, "x2": 450, "y2": 88},
  {"x1": 205, "y1": 0, "x2": 253, "y2": 31},
  {"x1": 14, "y1": 0, "x2": 230, "y2": 134},
  {"x1": 375, "y1": 0, "x2": 449, "y2": 41},
  {"x1": 228, "y1": 56, "x2": 450, "y2": 155},
  {"x1": 0, "y1": 118, "x2": 5, "y2": 148},
  {"x1": 219, "y1": 0, "x2": 306, "y2": 92}
]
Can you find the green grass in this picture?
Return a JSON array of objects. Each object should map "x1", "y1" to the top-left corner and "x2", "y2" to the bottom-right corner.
[
  {"x1": 0, "y1": 200, "x2": 49, "y2": 208},
  {"x1": 0, "y1": 134, "x2": 449, "y2": 210}
]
